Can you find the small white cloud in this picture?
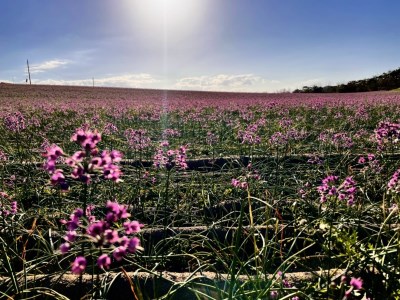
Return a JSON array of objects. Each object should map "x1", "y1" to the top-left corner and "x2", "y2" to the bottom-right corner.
[
  {"x1": 94, "y1": 74, "x2": 158, "y2": 87},
  {"x1": 298, "y1": 78, "x2": 325, "y2": 87},
  {"x1": 175, "y1": 74, "x2": 266, "y2": 92},
  {"x1": 36, "y1": 73, "x2": 158, "y2": 88},
  {"x1": 29, "y1": 59, "x2": 69, "y2": 74}
]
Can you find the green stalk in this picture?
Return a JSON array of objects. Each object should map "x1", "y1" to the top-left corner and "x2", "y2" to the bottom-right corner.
[
  {"x1": 1, "y1": 241, "x2": 19, "y2": 295},
  {"x1": 247, "y1": 186, "x2": 259, "y2": 270},
  {"x1": 228, "y1": 194, "x2": 246, "y2": 299},
  {"x1": 163, "y1": 169, "x2": 171, "y2": 229}
]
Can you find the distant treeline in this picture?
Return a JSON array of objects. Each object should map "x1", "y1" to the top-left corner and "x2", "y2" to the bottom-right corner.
[{"x1": 293, "y1": 67, "x2": 400, "y2": 93}]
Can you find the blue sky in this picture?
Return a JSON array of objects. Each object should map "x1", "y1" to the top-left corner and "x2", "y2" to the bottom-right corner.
[{"x1": 1, "y1": 0, "x2": 400, "y2": 92}]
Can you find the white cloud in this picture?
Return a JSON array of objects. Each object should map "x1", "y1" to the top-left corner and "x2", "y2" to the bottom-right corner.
[
  {"x1": 297, "y1": 78, "x2": 326, "y2": 87},
  {"x1": 94, "y1": 74, "x2": 158, "y2": 87},
  {"x1": 270, "y1": 80, "x2": 281, "y2": 84},
  {"x1": 35, "y1": 73, "x2": 158, "y2": 88},
  {"x1": 175, "y1": 74, "x2": 267, "y2": 92},
  {"x1": 29, "y1": 59, "x2": 69, "y2": 74}
]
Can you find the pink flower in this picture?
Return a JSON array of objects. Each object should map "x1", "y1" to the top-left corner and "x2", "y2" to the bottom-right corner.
[
  {"x1": 10, "y1": 201, "x2": 17, "y2": 214},
  {"x1": 97, "y1": 254, "x2": 111, "y2": 269},
  {"x1": 64, "y1": 231, "x2": 77, "y2": 242},
  {"x1": 104, "y1": 229, "x2": 119, "y2": 244},
  {"x1": 113, "y1": 246, "x2": 127, "y2": 261},
  {"x1": 71, "y1": 128, "x2": 101, "y2": 150},
  {"x1": 45, "y1": 144, "x2": 64, "y2": 160},
  {"x1": 103, "y1": 164, "x2": 122, "y2": 182},
  {"x1": 72, "y1": 208, "x2": 84, "y2": 218},
  {"x1": 350, "y1": 277, "x2": 363, "y2": 290},
  {"x1": 231, "y1": 178, "x2": 240, "y2": 188},
  {"x1": 61, "y1": 218, "x2": 79, "y2": 231},
  {"x1": 124, "y1": 220, "x2": 143, "y2": 234},
  {"x1": 231, "y1": 178, "x2": 248, "y2": 190},
  {"x1": 60, "y1": 242, "x2": 71, "y2": 254},
  {"x1": 50, "y1": 169, "x2": 65, "y2": 185},
  {"x1": 71, "y1": 151, "x2": 85, "y2": 162},
  {"x1": 71, "y1": 256, "x2": 87, "y2": 274},
  {"x1": 43, "y1": 159, "x2": 56, "y2": 173},
  {"x1": 160, "y1": 140, "x2": 169, "y2": 147},
  {"x1": 240, "y1": 182, "x2": 248, "y2": 190},
  {"x1": 106, "y1": 201, "x2": 131, "y2": 222},
  {"x1": 110, "y1": 150, "x2": 123, "y2": 162},
  {"x1": 87, "y1": 221, "x2": 106, "y2": 238},
  {"x1": 119, "y1": 236, "x2": 129, "y2": 247},
  {"x1": 127, "y1": 237, "x2": 140, "y2": 253}
]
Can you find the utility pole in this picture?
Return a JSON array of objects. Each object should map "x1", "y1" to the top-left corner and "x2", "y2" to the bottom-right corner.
[{"x1": 26, "y1": 59, "x2": 31, "y2": 85}]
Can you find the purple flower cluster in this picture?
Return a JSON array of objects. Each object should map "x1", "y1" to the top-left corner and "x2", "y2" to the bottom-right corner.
[
  {"x1": 238, "y1": 123, "x2": 261, "y2": 145},
  {"x1": 3, "y1": 111, "x2": 26, "y2": 133},
  {"x1": 269, "y1": 131, "x2": 288, "y2": 146},
  {"x1": 231, "y1": 178, "x2": 248, "y2": 190},
  {"x1": 70, "y1": 127, "x2": 102, "y2": 151},
  {"x1": 332, "y1": 132, "x2": 354, "y2": 149},
  {"x1": 358, "y1": 153, "x2": 382, "y2": 173},
  {"x1": 60, "y1": 207, "x2": 84, "y2": 232},
  {"x1": 375, "y1": 121, "x2": 400, "y2": 151},
  {"x1": 286, "y1": 128, "x2": 308, "y2": 140},
  {"x1": 269, "y1": 129, "x2": 307, "y2": 147},
  {"x1": 43, "y1": 128, "x2": 123, "y2": 188},
  {"x1": 43, "y1": 144, "x2": 68, "y2": 190},
  {"x1": 124, "y1": 128, "x2": 151, "y2": 150},
  {"x1": 318, "y1": 130, "x2": 332, "y2": 143},
  {"x1": 388, "y1": 169, "x2": 400, "y2": 193},
  {"x1": 319, "y1": 130, "x2": 353, "y2": 149},
  {"x1": 298, "y1": 182, "x2": 311, "y2": 199},
  {"x1": 103, "y1": 122, "x2": 118, "y2": 135},
  {"x1": 341, "y1": 276, "x2": 363, "y2": 298},
  {"x1": 60, "y1": 201, "x2": 143, "y2": 274},
  {"x1": 279, "y1": 117, "x2": 293, "y2": 129},
  {"x1": 317, "y1": 175, "x2": 357, "y2": 206},
  {"x1": 0, "y1": 191, "x2": 18, "y2": 216},
  {"x1": 349, "y1": 277, "x2": 363, "y2": 289},
  {"x1": 68, "y1": 148, "x2": 123, "y2": 184},
  {"x1": 43, "y1": 144, "x2": 64, "y2": 172},
  {"x1": 231, "y1": 163, "x2": 261, "y2": 190},
  {"x1": 71, "y1": 256, "x2": 87, "y2": 275},
  {"x1": 354, "y1": 107, "x2": 370, "y2": 121},
  {"x1": 162, "y1": 128, "x2": 181, "y2": 139},
  {"x1": 153, "y1": 143, "x2": 188, "y2": 170}
]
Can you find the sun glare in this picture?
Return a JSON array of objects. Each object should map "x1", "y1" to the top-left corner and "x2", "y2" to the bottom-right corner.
[{"x1": 122, "y1": 0, "x2": 207, "y2": 42}]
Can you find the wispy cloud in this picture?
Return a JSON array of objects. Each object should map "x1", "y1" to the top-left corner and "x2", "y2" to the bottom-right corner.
[
  {"x1": 36, "y1": 73, "x2": 158, "y2": 88},
  {"x1": 29, "y1": 59, "x2": 69, "y2": 74},
  {"x1": 175, "y1": 74, "x2": 267, "y2": 92},
  {"x1": 297, "y1": 78, "x2": 326, "y2": 87},
  {"x1": 94, "y1": 74, "x2": 158, "y2": 87}
]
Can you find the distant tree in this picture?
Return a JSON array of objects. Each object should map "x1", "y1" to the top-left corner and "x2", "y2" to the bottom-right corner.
[{"x1": 292, "y1": 67, "x2": 400, "y2": 93}]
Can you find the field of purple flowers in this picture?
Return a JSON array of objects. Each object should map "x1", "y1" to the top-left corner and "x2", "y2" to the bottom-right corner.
[{"x1": 0, "y1": 84, "x2": 399, "y2": 299}]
